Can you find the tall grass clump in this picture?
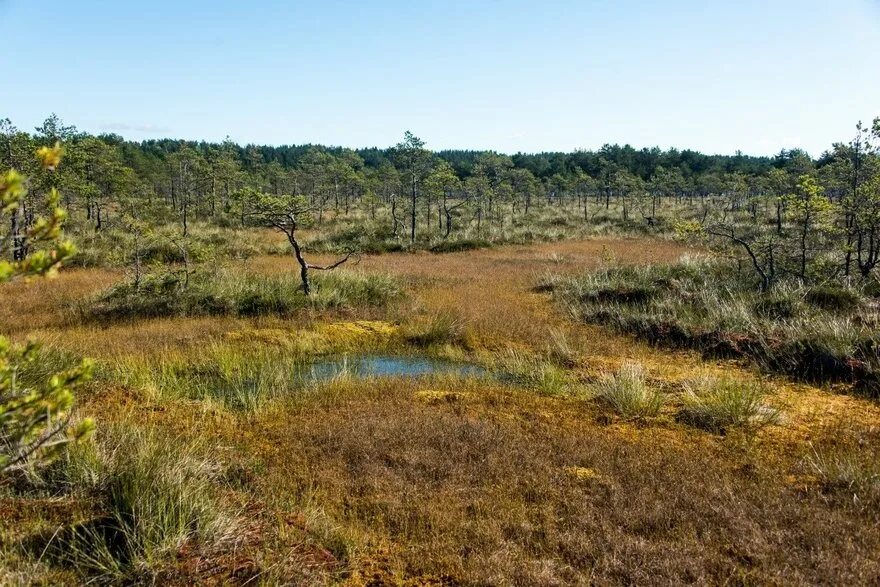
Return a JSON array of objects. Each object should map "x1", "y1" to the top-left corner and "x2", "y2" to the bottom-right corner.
[
  {"x1": 308, "y1": 271, "x2": 401, "y2": 310},
  {"x1": 591, "y1": 362, "x2": 664, "y2": 419},
  {"x1": 44, "y1": 429, "x2": 233, "y2": 582},
  {"x1": 402, "y1": 313, "x2": 467, "y2": 348},
  {"x1": 496, "y1": 349, "x2": 569, "y2": 395},
  {"x1": 81, "y1": 268, "x2": 400, "y2": 321},
  {"x1": 677, "y1": 376, "x2": 779, "y2": 433},
  {"x1": 428, "y1": 238, "x2": 492, "y2": 253},
  {"x1": 554, "y1": 257, "x2": 880, "y2": 391},
  {"x1": 805, "y1": 444, "x2": 880, "y2": 503},
  {"x1": 546, "y1": 328, "x2": 578, "y2": 367}
]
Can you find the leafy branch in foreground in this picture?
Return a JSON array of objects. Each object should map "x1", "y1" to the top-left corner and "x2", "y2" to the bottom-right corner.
[
  {"x1": 0, "y1": 143, "x2": 94, "y2": 476},
  {"x1": 0, "y1": 341, "x2": 94, "y2": 472}
]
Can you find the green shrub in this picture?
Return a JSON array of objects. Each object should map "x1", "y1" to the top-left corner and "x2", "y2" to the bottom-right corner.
[
  {"x1": 0, "y1": 341, "x2": 94, "y2": 476},
  {"x1": 591, "y1": 362, "x2": 664, "y2": 419},
  {"x1": 677, "y1": 376, "x2": 779, "y2": 433}
]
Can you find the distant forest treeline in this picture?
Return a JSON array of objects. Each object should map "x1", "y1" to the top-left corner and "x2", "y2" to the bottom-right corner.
[{"x1": 114, "y1": 135, "x2": 793, "y2": 180}]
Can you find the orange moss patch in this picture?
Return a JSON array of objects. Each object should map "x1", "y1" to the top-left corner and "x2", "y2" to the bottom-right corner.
[{"x1": 413, "y1": 389, "x2": 471, "y2": 404}]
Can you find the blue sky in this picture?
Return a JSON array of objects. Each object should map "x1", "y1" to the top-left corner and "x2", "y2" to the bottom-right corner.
[{"x1": 1, "y1": 0, "x2": 879, "y2": 155}]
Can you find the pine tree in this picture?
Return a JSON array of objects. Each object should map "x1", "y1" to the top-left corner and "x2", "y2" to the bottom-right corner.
[{"x1": 0, "y1": 144, "x2": 94, "y2": 475}]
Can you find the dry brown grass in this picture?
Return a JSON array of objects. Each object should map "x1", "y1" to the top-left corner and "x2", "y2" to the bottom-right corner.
[
  {"x1": 71, "y1": 378, "x2": 880, "y2": 585},
  {"x1": 278, "y1": 382, "x2": 878, "y2": 585},
  {"x1": 0, "y1": 268, "x2": 119, "y2": 335}
]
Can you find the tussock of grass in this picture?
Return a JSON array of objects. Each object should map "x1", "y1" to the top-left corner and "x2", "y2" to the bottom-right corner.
[
  {"x1": 401, "y1": 313, "x2": 467, "y2": 348},
  {"x1": 677, "y1": 376, "x2": 779, "y2": 433},
  {"x1": 804, "y1": 286, "x2": 862, "y2": 313},
  {"x1": 805, "y1": 444, "x2": 880, "y2": 502},
  {"x1": 555, "y1": 257, "x2": 880, "y2": 391},
  {"x1": 532, "y1": 272, "x2": 560, "y2": 293},
  {"x1": 592, "y1": 362, "x2": 664, "y2": 419},
  {"x1": 81, "y1": 268, "x2": 400, "y2": 321},
  {"x1": 546, "y1": 328, "x2": 578, "y2": 366},
  {"x1": 307, "y1": 223, "x2": 406, "y2": 255},
  {"x1": 42, "y1": 439, "x2": 105, "y2": 493},
  {"x1": 6, "y1": 344, "x2": 86, "y2": 390},
  {"x1": 496, "y1": 349, "x2": 569, "y2": 395},
  {"x1": 41, "y1": 428, "x2": 233, "y2": 582}
]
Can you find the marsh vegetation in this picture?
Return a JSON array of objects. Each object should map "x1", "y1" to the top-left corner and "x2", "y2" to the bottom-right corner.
[{"x1": 2, "y1": 117, "x2": 880, "y2": 585}]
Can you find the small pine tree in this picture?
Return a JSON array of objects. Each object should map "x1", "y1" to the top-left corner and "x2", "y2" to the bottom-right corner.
[{"x1": 0, "y1": 144, "x2": 94, "y2": 475}]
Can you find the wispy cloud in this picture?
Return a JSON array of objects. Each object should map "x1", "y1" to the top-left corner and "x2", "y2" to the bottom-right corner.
[{"x1": 99, "y1": 122, "x2": 171, "y2": 134}]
